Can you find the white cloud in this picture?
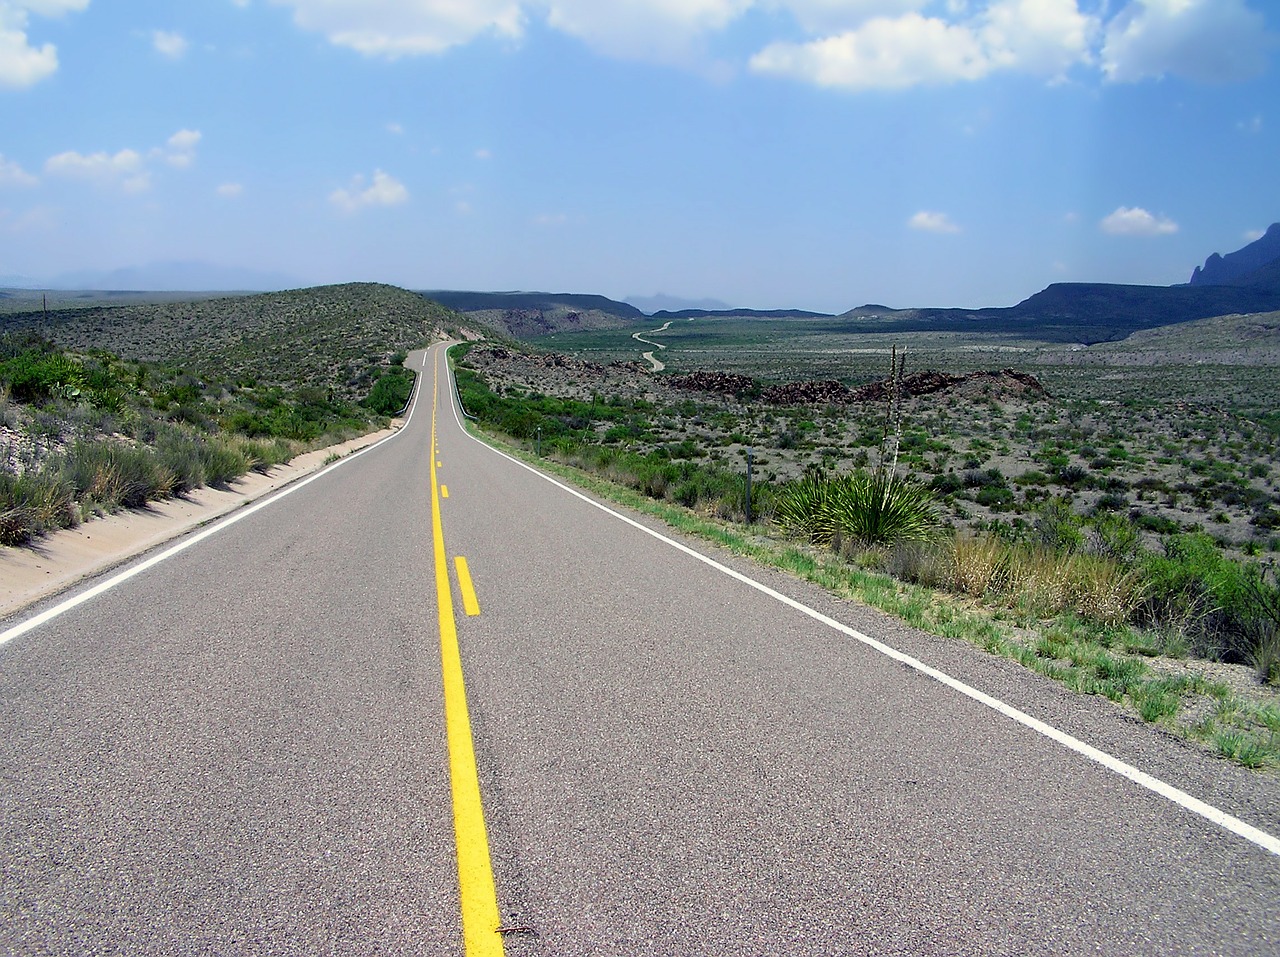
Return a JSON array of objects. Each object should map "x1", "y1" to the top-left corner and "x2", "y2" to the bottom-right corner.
[
  {"x1": 387, "y1": 121, "x2": 404, "y2": 134},
  {"x1": 979, "y1": 0, "x2": 1098, "y2": 76},
  {"x1": 217, "y1": 182, "x2": 244, "y2": 198},
  {"x1": 250, "y1": 0, "x2": 1273, "y2": 91},
  {"x1": 152, "y1": 29, "x2": 188, "y2": 59},
  {"x1": 750, "y1": 1, "x2": 1098, "y2": 90},
  {"x1": 909, "y1": 210, "x2": 961, "y2": 233},
  {"x1": 267, "y1": 0, "x2": 523, "y2": 58},
  {"x1": 534, "y1": 212, "x2": 568, "y2": 226},
  {"x1": 0, "y1": 153, "x2": 38, "y2": 186},
  {"x1": 474, "y1": 147, "x2": 492, "y2": 160},
  {"x1": 1102, "y1": 0, "x2": 1272, "y2": 83},
  {"x1": 159, "y1": 128, "x2": 202, "y2": 167},
  {"x1": 1244, "y1": 228, "x2": 1265, "y2": 242},
  {"x1": 43, "y1": 129, "x2": 198, "y2": 191},
  {"x1": 0, "y1": 1, "x2": 90, "y2": 88},
  {"x1": 1237, "y1": 114, "x2": 1263, "y2": 134},
  {"x1": 45, "y1": 147, "x2": 145, "y2": 183},
  {"x1": 0, "y1": 6, "x2": 56, "y2": 87},
  {"x1": 752, "y1": 14, "x2": 990, "y2": 89},
  {"x1": 1099, "y1": 206, "x2": 1178, "y2": 236},
  {"x1": 329, "y1": 169, "x2": 409, "y2": 212}
]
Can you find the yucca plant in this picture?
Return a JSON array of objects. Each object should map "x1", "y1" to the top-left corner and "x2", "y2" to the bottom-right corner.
[
  {"x1": 777, "y1": 469, "x2": 939, "y2": 550},
  {"x1": 824, "y1": 469, "x2": 940, "y2": 549},
  {"x1": 775, "y1": 472, "x2": 835, "y2": 545}
]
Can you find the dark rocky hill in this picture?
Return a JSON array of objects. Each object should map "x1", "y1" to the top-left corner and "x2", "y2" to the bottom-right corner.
[{"x1": 1190, "y1": 223, "x2": 1280, "y2": 286}]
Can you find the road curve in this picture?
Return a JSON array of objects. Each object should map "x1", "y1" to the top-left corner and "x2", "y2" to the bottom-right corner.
[{"x1": 2, "y1": 342, "x2": 1278, "y2": 956}]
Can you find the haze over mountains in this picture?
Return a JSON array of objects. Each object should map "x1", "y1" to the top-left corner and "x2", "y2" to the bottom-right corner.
[
  {"x1": 411, "y1": 224, "x2": 1280, "y2": 344},
  {"x1": 5, "y1": 224, "x2": 1279, "y2": 346},
  {"x1": 1, "y1": 262, "x2": 303, "y2": 293}
]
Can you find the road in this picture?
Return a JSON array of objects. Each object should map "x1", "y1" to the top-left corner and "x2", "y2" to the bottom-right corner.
[{"x1": 2, "y1": 342, "x2": 1278, "y2": 955}]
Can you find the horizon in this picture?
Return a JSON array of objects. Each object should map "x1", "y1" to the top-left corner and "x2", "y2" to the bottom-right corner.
[{"x1": 2, "y1": 2, "x2": 1277, "y2": 312}]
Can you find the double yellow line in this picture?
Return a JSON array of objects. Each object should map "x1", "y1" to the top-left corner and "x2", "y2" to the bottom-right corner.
[{"x1": 428, "y1": 349, "x2": 504, "y2": 956}]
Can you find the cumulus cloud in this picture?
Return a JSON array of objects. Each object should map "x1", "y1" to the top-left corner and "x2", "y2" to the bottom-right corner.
[
  {"x1": 1099, "y1": 206, "x2": 1178, "y2": 236},
  {"x1": 152, "y1": 29, "x2": 188, "y2": 59},
  {"x1": 1102, "y1": 0, "x2": 1271, "y2": 83},
  {"x1": 0, "y1": 153, "x2": 38, "y2": 186},
  {"x1": 752, "y1": 14, "x2": 988, "y2": 88},
  {"x1": 43, "y1": 129, "x2": 199, "y2": 191},
  {"x1": 909, "y1": 210, "x2": 961, "y2": 233},
  {"x1": 329, "y1": 169, "x2": 409, "y2": 212},
  {"x1": 151, "y1": 128, "x2": 202, "y2": 168},
  {"x1": 255, "y1": 0, "x2": 1273, "y2": 91},
  {"x1": 751, "y1": 0, "x2": 1100, "y2": 89},
  {"x1": 267, "y1": 0, "x2": 523, "y2": 58},
  {"x1": 44, "y1": 148, "x2": 150, "y2": 192},
  {"x1": 0, "y1": 1, "x2": 90, "y2": 87}
]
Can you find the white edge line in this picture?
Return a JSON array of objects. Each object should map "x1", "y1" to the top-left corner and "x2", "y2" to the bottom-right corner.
[
  {"x1": 0, "y1": 349, "x2": 432, "y2": 650},
  {"x1": 442, "y1": 347, "x2": 1280, "y2": 859}
]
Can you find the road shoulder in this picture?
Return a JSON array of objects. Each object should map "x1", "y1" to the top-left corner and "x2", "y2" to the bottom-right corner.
[{"x1": 0, "y1": 426, "x2": 399, "y2": 620}]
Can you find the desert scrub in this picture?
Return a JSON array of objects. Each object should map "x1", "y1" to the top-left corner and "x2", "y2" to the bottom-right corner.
[{"x1": 362, "y1": 363, "x2": 416, "y2": 416}]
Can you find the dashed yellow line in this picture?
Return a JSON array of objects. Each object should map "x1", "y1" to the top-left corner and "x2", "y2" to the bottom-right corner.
[
  {"x1": 442, "y1": 485, "x2": 450, "y2": 499},
  {"x1": 429, "y1": 349, "x2": 504, "y2": 956},
  {"x1": 455, "y1": 557, "x2": 481, "y2": 617}
]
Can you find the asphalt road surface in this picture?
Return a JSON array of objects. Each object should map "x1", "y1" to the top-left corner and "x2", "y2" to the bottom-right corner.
[{"x1": 2, "y1": 343, "x2": 1278, "y2": 956}]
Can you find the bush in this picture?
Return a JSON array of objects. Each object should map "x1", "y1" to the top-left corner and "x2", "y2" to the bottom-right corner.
[{"x1": 363, "y1": 366, "x2": 416, "y2": 416}]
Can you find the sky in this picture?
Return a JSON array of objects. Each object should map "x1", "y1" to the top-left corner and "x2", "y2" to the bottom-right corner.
[{"x1": 1, "y1": 0, "x2": 1278, "y2": 312}]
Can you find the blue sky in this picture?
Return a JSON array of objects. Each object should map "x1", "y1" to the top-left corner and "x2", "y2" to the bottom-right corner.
[{"x1": 1, "y1": 0, "x2": 1277, "y2": 311}]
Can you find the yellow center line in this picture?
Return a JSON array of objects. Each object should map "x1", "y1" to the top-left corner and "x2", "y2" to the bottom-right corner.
[
  {"x1": 429, "y1": 348, "x2": 505, "y2": 956},
  {"x1": 454, "y1": 557, "x2": 482, "y2": 617}
]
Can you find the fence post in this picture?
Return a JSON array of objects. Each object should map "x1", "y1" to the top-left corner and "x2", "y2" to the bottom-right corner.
[{"x1": 745, "y1": 448, "x2": 753, "y2": 524}]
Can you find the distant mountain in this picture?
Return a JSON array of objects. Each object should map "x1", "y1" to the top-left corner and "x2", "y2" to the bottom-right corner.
[
  {"x1": 1190, "y1": 224, "x2": 1280, "y2": 286},
  {"x1": 625, "y1": 294, "x2": 733, "y2": 315},
  {"x1": 421, "y1": 290, "x2": 644, "y2": 318},
  {"x1": 47, "y1": 261, "x2": 303, "y2": 292},
  {"x1": 419, "y1": 289, "x2": 645, "y2": 338},
  {"x1": 652, "y1": 307, "x2": 835, "y2": 320}
]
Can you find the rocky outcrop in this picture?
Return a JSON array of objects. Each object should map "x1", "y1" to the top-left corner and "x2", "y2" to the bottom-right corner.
[
  {"x1": 1190, "y1": 223, "x2": 1280, "y2": 286},
  {"x1": 765, "y1": 370, "x2": 1048, "y2": 405},
  {"x1": 850, "y1": 369, "x2": 1047, "y2": 402},
  {"x1": 667, "y1": 372, "x2": 759, "y2": 397},
  {"x1": 761, "y1": 380, "x2": 856, "y2": 404}
]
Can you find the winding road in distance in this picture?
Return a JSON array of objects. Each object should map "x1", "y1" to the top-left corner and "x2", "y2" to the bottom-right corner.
[{"x1": 3, "y1": 342, "x2": 1278, "y2": 956}]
